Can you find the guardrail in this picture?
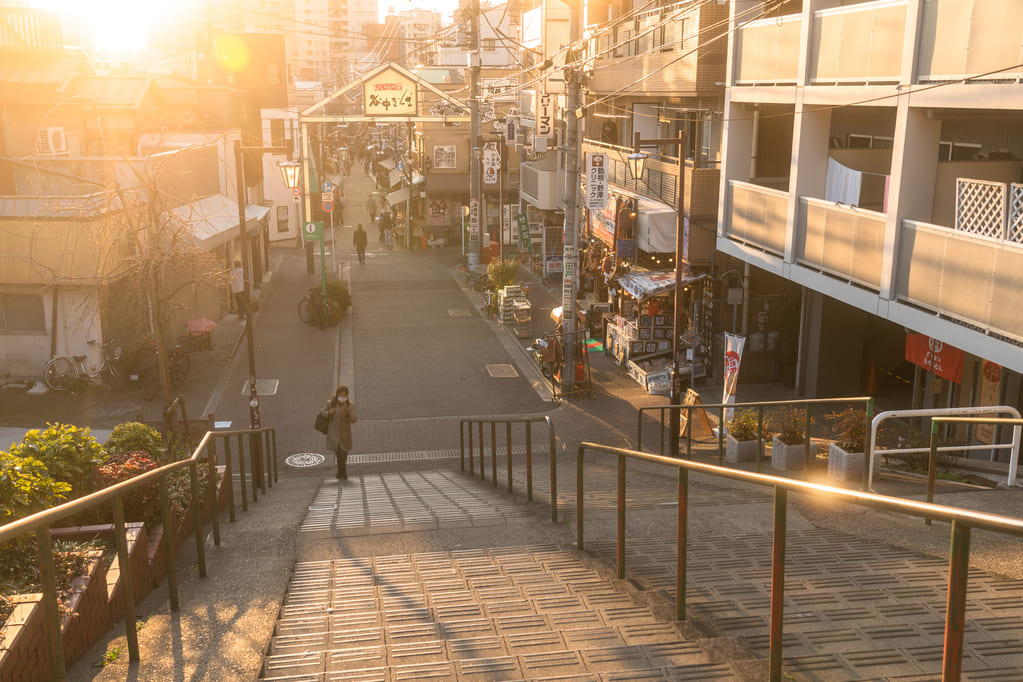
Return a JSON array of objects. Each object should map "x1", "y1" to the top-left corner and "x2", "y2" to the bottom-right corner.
[
  {"x1": 0, "y1": 423, "x2": 277, "y2": 680},
  {"x1": 459, "y1": 416, "x2": 558, "y2": 521},
  {"x1": 638, "y1": 397, "x2": 873, "y2": 480},
  {"x1": 574, "y1": 441, "x2": 1023, "y2": 681}
]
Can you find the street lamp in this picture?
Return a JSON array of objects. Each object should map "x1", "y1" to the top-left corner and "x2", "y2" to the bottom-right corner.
[{"x1": 629, "y1": 130, "x2": 688, "y2": 458}]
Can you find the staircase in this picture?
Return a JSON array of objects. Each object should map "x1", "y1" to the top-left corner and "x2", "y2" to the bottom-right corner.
[{"x1": 261, "y1": 544, "x2": 743, "y2": 680}]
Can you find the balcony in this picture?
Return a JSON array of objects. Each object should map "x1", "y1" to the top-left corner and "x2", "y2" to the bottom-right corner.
[
  {"x1": 520, "y1": 156, "x2": 564, "y2": 211},
  {"x1": 797, "y1": 198, "x2": 885, "y2": 290},
  {"x1": 918, "y1": 1, "x2": 1023, "y2": 83},
  {"x1": 734, "y1": 13, "x2": 801, "y2": 85},
  {"x1": 581, "y1": 140, "x2": 720, "y2": 217},
  {"x1": 809, "y1": 0, "x2": 905, "y2": 84},
  {"x1": 897, "y1": 220, "x2": 1023, "y2": 344},
  {"x1": 725, "y1": 180, "x2": 788, "y2": 255}
]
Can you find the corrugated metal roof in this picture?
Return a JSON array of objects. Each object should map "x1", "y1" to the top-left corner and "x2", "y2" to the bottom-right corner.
[{"x1": 170, "y1": 194, "x2": 269, "y2": 248}]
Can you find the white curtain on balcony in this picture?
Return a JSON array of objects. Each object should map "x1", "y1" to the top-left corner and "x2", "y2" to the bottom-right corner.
[{"x1": 825, "y1": 158, "x2": 862, "y2": 205}]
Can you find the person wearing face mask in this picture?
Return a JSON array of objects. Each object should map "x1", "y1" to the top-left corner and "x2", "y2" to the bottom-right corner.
[{"x1": 325, "y1": 385, "x2": 358, "y2": 479}]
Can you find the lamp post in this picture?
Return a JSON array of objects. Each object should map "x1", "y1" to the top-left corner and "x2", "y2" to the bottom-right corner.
[
  {"x1": 233, "y1": 140, "x2": 293, "y2": 430},
  {"x1": 627, "y1": 130, "x2": 687, "y2": 458}
]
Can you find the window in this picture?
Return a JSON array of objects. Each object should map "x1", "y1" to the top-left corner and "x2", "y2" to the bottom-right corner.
[
  {"x1": 433, "y1": 145, "x2": 456, "y2": 169},
  {"x1": 483, "y1": 38, "x2": 496, "y2": 52},
  {"x1": 939, "y1": 141, "x2": 982, "y2": 161},
  {"x1": 1, "y1": 293, "x2": 45, "y2": 332}
]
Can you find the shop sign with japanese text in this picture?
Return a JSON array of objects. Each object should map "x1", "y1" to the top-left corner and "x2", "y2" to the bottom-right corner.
[
  {"x1": 585, "y1": 153, "x2": 609, "y2": 210},
  {"x1": 364, "y1": 68, "x2": 417, "y2": 115},
  {"x1": 536, "y1": 91, "x2": 553, "y2": 137},
  {"x1": 905, "y1": 334, "x2": 964, "y2": 383}
]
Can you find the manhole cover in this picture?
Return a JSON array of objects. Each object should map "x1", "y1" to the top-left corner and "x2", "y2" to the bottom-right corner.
[
  {"x1": 242, "y1": 379, "x2": 279, "y2": 396},
  {"x1": 448, "y1": 309, "x2": 472, "y2": 317},
  {"x1": 486, "y1": 364, "x2": 518, "y2": 378},
  {"x1": 286, "y1": 453, "x2": 325, "y2": 467}
]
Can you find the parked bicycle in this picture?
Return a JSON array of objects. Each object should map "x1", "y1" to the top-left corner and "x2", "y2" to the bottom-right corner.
[
  {"x1": 298, "y1": 287, "x2": 340, "y2": 329},
  {"x1": 43, "y1": 340, "x2": 125, "y2": 391},
  {"x1": 134, "y1": 342, "x2": 190, "y2": 401}
]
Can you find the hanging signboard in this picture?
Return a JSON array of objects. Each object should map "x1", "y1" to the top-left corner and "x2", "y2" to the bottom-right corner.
[
  {"x1": 905, "y1": 334, "x2": 964, "y2": 383},
  {"x1": 536, "y1": 91, "x2": 553, "y2": 138},
  {"x1": 516, "y1": 213, "x2": 531, "y2": 250},
  {"x1": 505, "y1": 118, "x2": 517, "y2": 143},
  {"x1": 585, "y1": 153, "x2": 609, "y2": 210},
  {"x1": 722, "y1": 333, "x2": 746, "y2": 421},
  {"x1": 364, "y1": 67, "x2": 417, "y2": 116},
  {"x1": 483, "y1": 146, "x2": 500, "y2": 185}
]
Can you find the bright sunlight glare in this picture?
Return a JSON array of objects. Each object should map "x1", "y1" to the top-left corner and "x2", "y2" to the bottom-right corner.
[{"x1": 28, "y1": 0, "x2": 197, "y2": 53}]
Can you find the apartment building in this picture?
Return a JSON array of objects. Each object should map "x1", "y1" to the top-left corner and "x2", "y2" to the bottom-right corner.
[{"x1": 718, "y1": 0, "x2": 1023, "y2": 431}]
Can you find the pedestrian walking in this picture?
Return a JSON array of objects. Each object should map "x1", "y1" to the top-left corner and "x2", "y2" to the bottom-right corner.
[
  {"x1": 380, "y1": 211, "x2": 393, "y2": 247},
  {"x1": 324, "y1": 386, "x2": 357, "y2": 479},
  {"x1": 229, "y1": 259, "x2": 247, "y2": 320},
  {"x1": 353, "y1": 223, "x2": 368, "y2": 264}
]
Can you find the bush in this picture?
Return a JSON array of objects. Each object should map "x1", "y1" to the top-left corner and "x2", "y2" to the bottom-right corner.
[
  {"x1": 7, "y1": 424, "x2": 107, "y2": 494},
  {"x1": 95, "y1": 452, "x2": 160, "y2": 525},
  {"x1": 827, "y1": 407, "x2": 866, "y2": 452},
  {"x1": 325, "y1": 280, "x2": 351, "y2": 311},
  {"x1": 487, "y1": 258, "x2": 519, "y2": 291},
  {"x1": 0, "y1": 453, "x2": 71, "y2": 524},
  {"x1": 105, "y1": 422, "x2": 165, "y2": 462},
  {"x1": 726, "y1": 408, "x2": 760, "y2": 441},
  {"x1": 769, "y1": 406, "x2": 812, "y2": 445}
]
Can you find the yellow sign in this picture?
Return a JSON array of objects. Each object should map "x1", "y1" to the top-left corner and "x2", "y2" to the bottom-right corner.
[{"x1": 364, "y1": 68, "x2": 417, "y2": 116}]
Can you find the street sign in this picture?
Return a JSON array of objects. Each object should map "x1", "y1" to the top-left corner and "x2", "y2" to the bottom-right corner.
[
  {"x1": 468, "y1": 197, "x2": 480, "y2": 233},
  {"x1": 303, "y1": 221, "x2": 323, "y2": 242},
  {"x1": 322, "y1": 200, "x2": 334, "y2": 212},
  {"x1": 292, "y1": 188, "x2": 300, "y2": 198},
  {"x1": 516, "y1": 213, "x2": 531, "y2": 250},
  {"x1": 585, "y1": 153, "x2": 609, "y2": 210},
  {"x1": 321, "y1": 180, "x2": 334, "y2": 194},
  {"x1": 536, "y1": 92, "x2": 553, "y2": 137}
]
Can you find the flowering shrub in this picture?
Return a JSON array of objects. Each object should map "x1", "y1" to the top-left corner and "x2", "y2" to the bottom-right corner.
[
  {"x1": 726, "y1": 408, "x2": 760, "y2": 441},
  {"x1": 6, "y1": 424, "x2": 107, "y2": 495},
  {"x1": 95, "y1": 451, "x2": 160, "y2": 525}
]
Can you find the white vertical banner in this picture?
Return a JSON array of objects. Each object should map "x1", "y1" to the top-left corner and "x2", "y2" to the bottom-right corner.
[
  {"x1": 536, "y1": 91, "x2": 553, "y2": 138},
  {"x1": 585, "y1": 153, "x2": 609, "y2": 210},
  {"x1": 722, "y1": 333, "x2": 746, "y2": 422}
]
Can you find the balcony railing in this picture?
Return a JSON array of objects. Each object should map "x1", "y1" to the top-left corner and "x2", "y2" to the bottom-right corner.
[
  {"x1": 733, "y1": 13, "x2": 801, "y2": 85},
  {"x1": 798, "y1": 197, "x2": 885, "y2": 290},
  {"x1": 809, "y1": 0, "x2": 905, "y2": 84},
  {"x1": 897, "y1": 220, "x2": 1023, "y2": 344},
  {"x1": 918, "y1": 0, "x2": 1023, "y2": 83},
  {"x1": 726, "y1": 180, "x2": 788, "y2": 255},
  {"x1": 581, "y1": 140, "x2": 720, "y2": 216}
]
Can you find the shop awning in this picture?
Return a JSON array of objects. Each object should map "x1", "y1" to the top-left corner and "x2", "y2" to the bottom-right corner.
[
  {"x1": 376, "y1": 157, "x2": 397, "y2": 171},
  {"x1": 171, "y1": 194, "x2": 268, "y2": 249},
  {"x1": 616, "y1": 269, "x2": 701, "y2": 301},
  {"x1": 386, "y1": 187, "x2": 410, "y2": 206},
  {"x1": 636, "y1": 198, "x2": 677, "y2": 253}
]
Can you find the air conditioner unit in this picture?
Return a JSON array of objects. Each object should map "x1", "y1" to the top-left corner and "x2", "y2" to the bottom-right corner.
[{"x1": 38, "y1": 127, "x2": 68, "y2": 155}]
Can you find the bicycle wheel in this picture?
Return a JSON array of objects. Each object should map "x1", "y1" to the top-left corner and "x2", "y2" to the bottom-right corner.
[
  {"x1": 169, "y1": 353, "x2": 189, "y2": 387},
  {"x1": 105, "y1": 361, "x2": 127, "y2": 390},
  {"x1": 43, "y1": 357, "x2": 77, "y2": 391},
  {"x1": 298, "y1": 297, "x2": 315, "y2": 324},
  {"x1": 141, "y1": 368, "x2": 161, "y2": 401},
  {"x1": 323, "y1": 299, "x2": 341, "y2": 327}
]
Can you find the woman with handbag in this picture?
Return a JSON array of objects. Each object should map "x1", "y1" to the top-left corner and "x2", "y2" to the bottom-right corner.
[{"x1": 324, "y1": 385, "x2": 357, "y2": 479}]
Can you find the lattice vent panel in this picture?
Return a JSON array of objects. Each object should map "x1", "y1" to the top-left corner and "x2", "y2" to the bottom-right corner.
[
  {"x1": 1009, "y1": 183, "x2": 1023, "y2": 244},
  {"x1": 955, "y1": 178, "x2": 1006, "y2": 239}
]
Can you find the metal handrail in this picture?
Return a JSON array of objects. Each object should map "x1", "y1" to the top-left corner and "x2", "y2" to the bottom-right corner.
[
  {"x1": 575, "y1": 441, "x2": 1023, "y2": 682},
  {"x1": 459, "y1": 415, "x2": 558, "y2": 521},
  {"x1": 926, "y1": 416, "x2": 1023, "y2": 509},
  {"x1": 638, "y1": 397, "x2": 873, "y2": 483},
  {"x1": 0, "y1": 424, "x2": 276, "y2": 680}
]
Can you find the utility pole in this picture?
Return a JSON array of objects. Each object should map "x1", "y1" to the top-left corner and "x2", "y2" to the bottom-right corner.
[
  {"x1": 468, "y1": 0, "x2": 482, "y2": 271},
  {"x1": 560, "y1": 0, "x2": 582, "y2": 396}
]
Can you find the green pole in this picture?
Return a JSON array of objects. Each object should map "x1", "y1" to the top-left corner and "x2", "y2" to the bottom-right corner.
[{"x1": 320, "y1": 233, "x2": 327, "y2": 296}]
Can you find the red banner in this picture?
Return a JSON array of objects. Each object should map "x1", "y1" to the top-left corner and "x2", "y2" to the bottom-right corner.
[{"x1": 905, "y1": 334, "x2": 964, "y2": 383}]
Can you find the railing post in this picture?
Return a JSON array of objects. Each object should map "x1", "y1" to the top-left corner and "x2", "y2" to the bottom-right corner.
[
  {"x1": 190, "y1": 460, "x2": 206, "y2": 577},
  {"x1": 863, "y1": 398, "x2": 874, "y2": 490},
  {"x1": 685, "y1": 405, "x2": 692, "y2": 459},
  {"x1": 548, "y1": 417, "x2": 557, "y2": 523},
  {"x1": 617, "y1": 454, "x2": 626, "y2": 579},
  {"x1": 927, "y1": 422, "x2": 940, "y2": 524},
  {"x1": 249, "y1": 431, "x2": 260, "y2": 500},
  {"x1": 460, "y1": 421, "x2": 466, "y2": 471},
  {"x1": 112, "y1": 497, "x2": 140, "y2": 661},
  {"x1": 237, "y1": 434, "x2": 248, "y2": 511},
  {"x1": 263, "y1": 430, "x2": 272, "y2": 489},
  {"x1": 506, "y1": 422, "x2": 513, "y2": 493},
  {"x1": 272, "y1": 428, "x2": 279, "y2": 482},
  {"x1": 756, "y1": 406, "x2": 765, "y2": 473},
  {"x1": 525, "y1": 421, "x2": 533, "y2": 502},
  {"x1": 659, "y1": 407, "x2": 666, "y2": 456},
  {"x1": 718, "y1": 404, "x2": 725, "y2": 465},
  {"x1": 768, "y1": 487, "x2": 788, "y2": 682},
  {"x1": 491, "y1": 421, "x2": 497, "y2": 485},
  {"x1": 676, "y1": 467, "x2": 688, "y2": 621},
  {"x1": 804, "y1": 406, "x2": 812, "y2": 470},
  {"x1": 637, "y1": 408, "x2": 644, "y2": 453},
  {"x1": 478, "y1": 422, "x2": 484, "y2": 479},
  {"x1": 576, "y1": 446, "x2": 585, "y2": 550},
  {"x1": 223, "y1": 435, "x2": 236, "y2": 522},
  {"x1": 467, "y1": 421, "x2": 474, "y2": 474},
  {"x1": 208, "y1": 437, "x2": 220, "y2": 547},
  {"x1": 943, "y1": 520, "x2": 971, "y2": 681},
  {"x1": 35, "y1": 525, "x2": 66, "y2": 680},
  {"x1": 159, "y1": 477, "x2": 179, "y2": 610}
]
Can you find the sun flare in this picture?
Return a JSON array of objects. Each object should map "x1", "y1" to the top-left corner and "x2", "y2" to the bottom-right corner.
[{"x1": 29, "y1": 0, "x2": 197, "y2": 53}]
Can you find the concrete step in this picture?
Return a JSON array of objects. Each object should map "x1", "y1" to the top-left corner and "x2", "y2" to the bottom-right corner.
[{"x1": 259, "y1": 547, "x2": 744, "y2": 680}]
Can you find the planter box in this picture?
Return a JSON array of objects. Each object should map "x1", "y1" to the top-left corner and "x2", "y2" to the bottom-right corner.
[
  {"x1": 828, "y1": 443, "x2": 880, "y2": 483},
  {"x1": 0, "y1": 594, "x2": 47, "y2": 681},
  {"x1": 771, "y1": 436, "x2": 809, "y2": 472},
  {"x1": 726, "y1": 434, "x2": 760, "y2": 463}
]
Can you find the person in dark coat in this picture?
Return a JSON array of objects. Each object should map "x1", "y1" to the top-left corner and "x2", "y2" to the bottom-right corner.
[
  {"x1": 324, "y1": 386, "x2": 357, "y2": 479},
  {"x1": 353, "y1": 223, "x2": 368, "y2": 264}
]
